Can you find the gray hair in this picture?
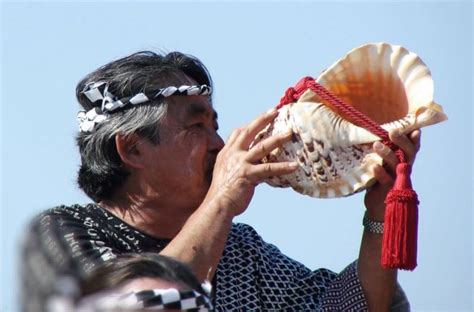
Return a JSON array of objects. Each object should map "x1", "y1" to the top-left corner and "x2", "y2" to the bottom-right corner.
[{"x1": 75, "y1": 51, "x2": 213, "y2": 202}]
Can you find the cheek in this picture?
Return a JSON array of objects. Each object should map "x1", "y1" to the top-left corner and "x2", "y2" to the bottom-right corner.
[
  {"x1": 183, "y1": 147, "x2": 208, "y2": 175},
  {"x1": 174, "y1": 134, "x2": 209, "y2": 177},
  {"x1": 188, "y1": 148, "x2": 207, "y2": 169}
]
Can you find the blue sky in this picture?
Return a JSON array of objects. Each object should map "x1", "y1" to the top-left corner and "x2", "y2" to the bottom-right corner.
[{"x1": 1, "y1": 1, "x2": 472, "y2": 311}]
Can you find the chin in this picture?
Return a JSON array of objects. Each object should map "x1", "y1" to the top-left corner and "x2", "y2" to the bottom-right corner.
[{"x1": 187, "y1": 187, "x2": 209, "y2": 208}]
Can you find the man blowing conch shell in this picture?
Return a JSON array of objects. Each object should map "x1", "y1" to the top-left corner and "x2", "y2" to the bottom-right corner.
[{"x1": 21, "y1": 46, "x2": 430, "y2": 311}]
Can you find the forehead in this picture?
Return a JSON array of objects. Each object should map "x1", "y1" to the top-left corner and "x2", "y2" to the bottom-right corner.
[
  {"x1": 166, "y1": 95, "x2": 217, "y2": 122},
  {"x1": 156, "y1": 72, "x2": 217, "y2": 121}
]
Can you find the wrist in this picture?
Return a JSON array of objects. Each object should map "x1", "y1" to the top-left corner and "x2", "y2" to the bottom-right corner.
[
  {"x1": 200, "y1": 194, "x2": 237, "y2": 222},
  {"x1": 365, "y1": 201, "x2": 386, "y2": 221},
  {"x1": 365, "y1": 210, "x2": 385, "y2": 223},
  {"x1": 363, "y1": 211, "x2": 384, "y2": 234}
]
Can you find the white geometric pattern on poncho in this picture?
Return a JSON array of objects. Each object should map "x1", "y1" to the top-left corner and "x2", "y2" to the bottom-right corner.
[{"x1": 214, "y1": 223, "x2": 367, "y2": 311}]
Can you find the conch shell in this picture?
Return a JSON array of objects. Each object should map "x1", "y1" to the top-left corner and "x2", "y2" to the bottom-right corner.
[{"x1": 253, "y1": 43, "x2": 447, "y2": 198}]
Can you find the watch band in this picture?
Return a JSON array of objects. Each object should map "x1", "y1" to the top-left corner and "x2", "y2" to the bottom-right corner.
[{"x1": 363, "y1": 212, "x2": 384, "y2": 234}]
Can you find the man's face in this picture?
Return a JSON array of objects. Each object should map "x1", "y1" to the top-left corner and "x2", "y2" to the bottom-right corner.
[{"x1": 139, "y1": 94, "x2": 224, "y2": 212}]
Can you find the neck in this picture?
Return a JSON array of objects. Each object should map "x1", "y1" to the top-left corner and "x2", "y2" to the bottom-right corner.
[{"x1": 99, "y1": 191, "x2": 192, "y2": 239}]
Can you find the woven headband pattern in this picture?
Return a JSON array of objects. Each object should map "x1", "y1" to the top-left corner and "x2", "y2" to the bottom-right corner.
[
  {"x1": 77, "y1": 81, "x2": 212, "y2": 133},
  {"x1": 76, "y1": 288, "x2": 213, "y2": 311}
]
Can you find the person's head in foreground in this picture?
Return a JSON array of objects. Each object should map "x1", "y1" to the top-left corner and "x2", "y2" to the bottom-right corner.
[{"x1": 59, "y1": 253, "x2": 212, "y2": 311}]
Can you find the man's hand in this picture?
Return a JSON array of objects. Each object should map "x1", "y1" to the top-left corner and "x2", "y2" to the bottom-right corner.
[
  {"x1": 162, "y1": 108, "x2": 297, "y2": 281},
  {"x1": 205, "y1": 108, "x2": 298, "y2": 216},
  {"x1": 364, "y1": 129, "x2": 422, "y2": 221},
  {"x1": 359, "y1": 129, "x2": 421, "y2": 311}
]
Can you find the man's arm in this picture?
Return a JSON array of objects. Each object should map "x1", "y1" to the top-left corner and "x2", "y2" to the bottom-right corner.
[
  {"x1": 160, "y1": 108, "x2": 297, "y2": 281},
  {"x1": 359, "y1": 129, "x2": 421, "y2": 311}
]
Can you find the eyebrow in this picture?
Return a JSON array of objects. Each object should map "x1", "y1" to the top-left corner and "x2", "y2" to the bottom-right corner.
[{"x1": 187, "y1": 102, "x2": 218, "y2": 121}]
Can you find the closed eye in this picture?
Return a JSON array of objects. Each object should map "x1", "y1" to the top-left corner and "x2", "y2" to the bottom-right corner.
[
  {"x1": 190, "y1": 122, "x2": 219, "y2": 132},
  {"x1": 191, "y1": 122, "x2": 205, "y2": 129}
]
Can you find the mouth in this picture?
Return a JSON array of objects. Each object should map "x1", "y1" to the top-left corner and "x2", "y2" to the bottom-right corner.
[{"x1": 205, "y1": 158, "x2": 216, "y2": 183}]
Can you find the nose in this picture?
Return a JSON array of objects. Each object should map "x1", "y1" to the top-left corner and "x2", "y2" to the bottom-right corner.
[{"x1": 209, "y1": 131, "x2": 225, "y2": 154}]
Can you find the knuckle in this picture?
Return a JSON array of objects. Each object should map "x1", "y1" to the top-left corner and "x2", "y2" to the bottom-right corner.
[
  {"x1": 242, "y1": 164, "x2": 253, "y2": 176},
  {"x1": 373, "y1": 165, "x2": 384, "y2": 177},
  {"x1": 378, "y1": 147, "x2": 390, "y2": 158},
  {"x1": 259, "y1": 112, "x2": 268, "y2": 120},
  {"x1": 258, "y1": 143, "x2": 268, "y2": 155},
  {"x1": 275, "y1": 135, "x2": 286, "y2": 145},
  {"x1": 231, "y1": 128, "x2": 241, "y2": 137},
  {"x1": 374, "y1": 167, "x2": 391, "y2": 185},
  {"x1": 242, "y1": 127, "x2": 252, "y2": 138},
  {"x1": 264, "y1": 163, "x2": 272, "y2": 173},
  {"x1": 390, "y1": 153, "x2": 399, "y2": 163}
]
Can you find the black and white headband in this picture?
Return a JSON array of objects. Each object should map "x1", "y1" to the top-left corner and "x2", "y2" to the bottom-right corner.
[
  {"x1": 77, "y1": 81, "x2": 212, "y2": 133},
  {"x1": 75, "y1": 288, "x2": 213, "y2": 311}
]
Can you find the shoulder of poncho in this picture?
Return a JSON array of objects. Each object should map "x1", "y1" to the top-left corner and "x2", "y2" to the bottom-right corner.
[
  {"x1": 230, "y1": 222, "x2": 260, "y2": 237},
  {"x1": 28, "y1": 203, "x2": 102, "y2": 227},
  {"x1": 35, "y1": 203, "x2": 96, "y2": 218},
  {"x1": 228, "y1": 222, "x2": 276, "y2": 252}
]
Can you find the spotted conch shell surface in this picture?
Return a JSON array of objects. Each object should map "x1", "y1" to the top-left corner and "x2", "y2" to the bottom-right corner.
[{"x1": 253, "y1": 43, "x2": 448, "y2": 198}]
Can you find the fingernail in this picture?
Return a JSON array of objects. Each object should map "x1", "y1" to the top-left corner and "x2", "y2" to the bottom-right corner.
[
  {"x1": 266, "y1": 107, "x2": 277, "y2": 115},
  {"x1": 391, "y1": 130, "x2": 401, "y2": 138},
  {"x1": 289, "y1": 162, "x2": 299, "y2": 169},
  {"x1": 374, "y1": 141, "x2": 384, "y2": 150}
]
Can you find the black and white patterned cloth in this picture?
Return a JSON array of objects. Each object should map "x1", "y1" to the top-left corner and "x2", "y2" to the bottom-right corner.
[
  {"x1": 74, "y1": 288, "x2": 212, "y2": 311},
  {"x1": 77, "y1": 82, "x2": 212, "y2": 132},
  {"x1": 21, "y1": 204, "x2": 410, "y2": 311},
  {"x1": 131, "y1": 288, "x2": 211, "y2": 310},
  {"x1": 82, "y1": 81, "x2": 212, "y2": 113}
]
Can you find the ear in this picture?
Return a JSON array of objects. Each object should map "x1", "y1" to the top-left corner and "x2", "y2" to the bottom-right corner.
[{"x1": 115, "y1": 133, "x2": 147, "y2": 169}]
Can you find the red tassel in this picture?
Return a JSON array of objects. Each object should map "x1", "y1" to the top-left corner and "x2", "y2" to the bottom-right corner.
[{"x1": 381, "y1": 162, "x2": 419, "y2": 270}]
